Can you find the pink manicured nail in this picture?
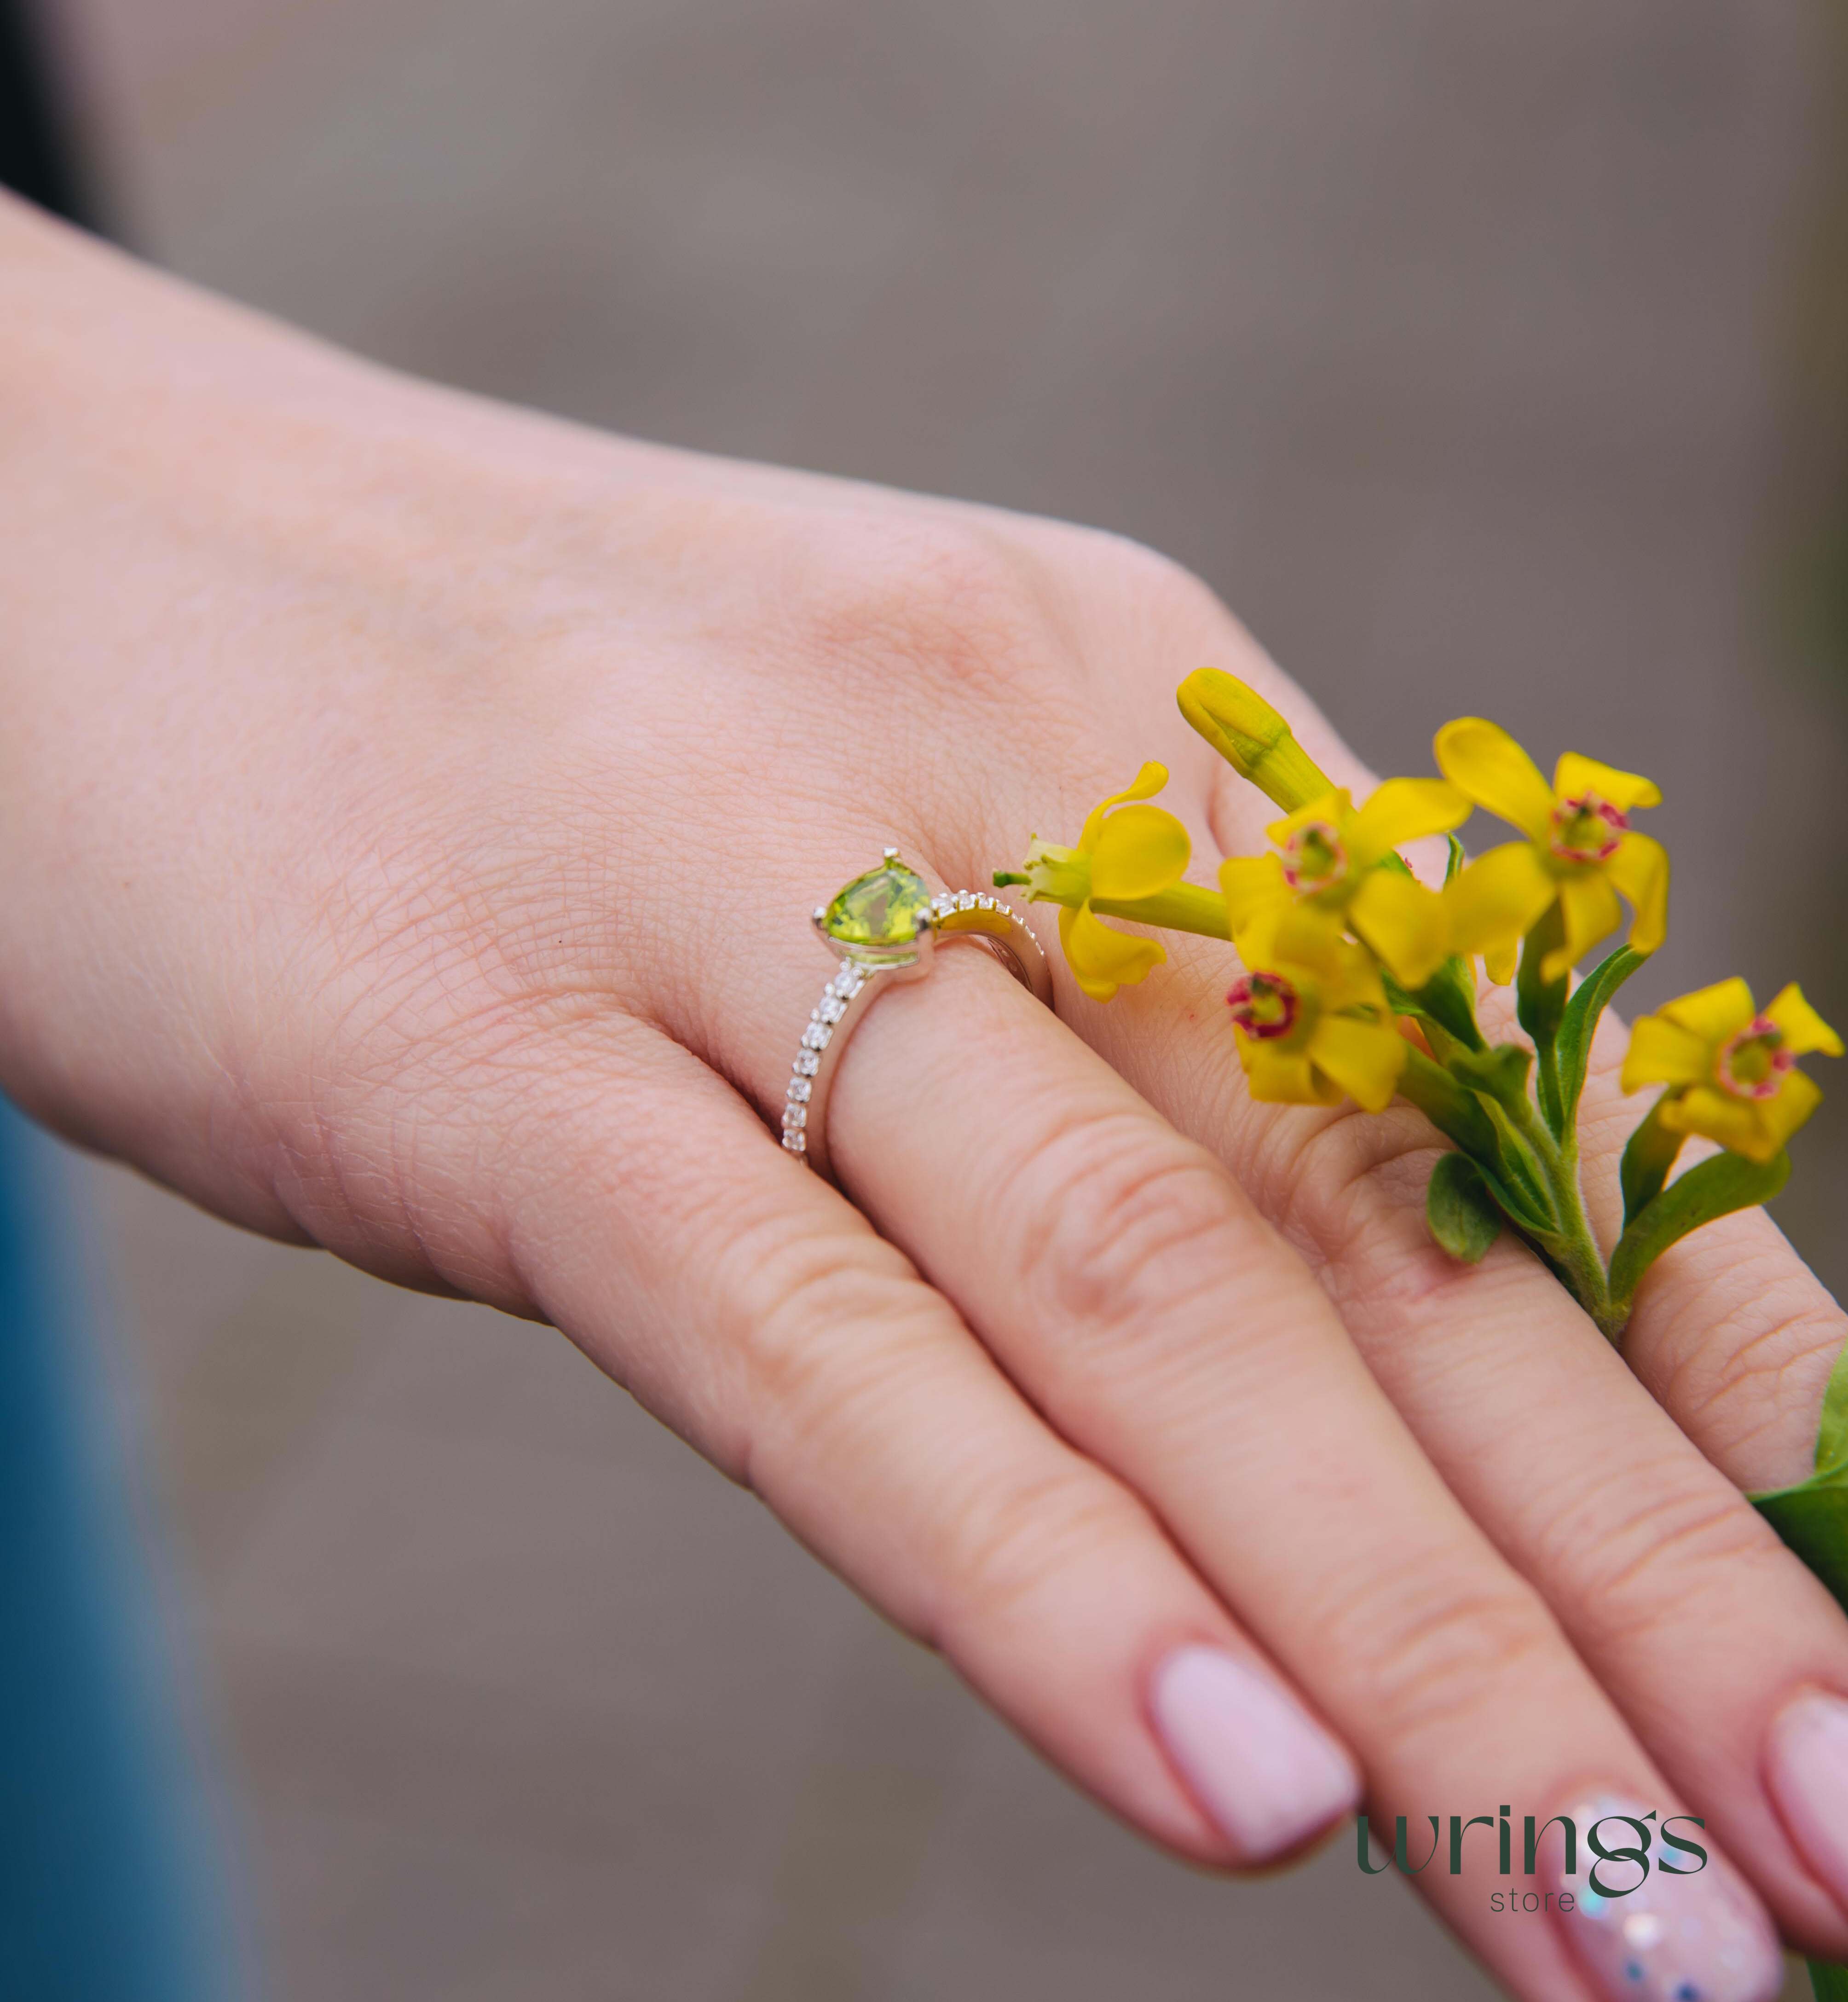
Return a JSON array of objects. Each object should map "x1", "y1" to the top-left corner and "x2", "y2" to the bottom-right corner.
[
  {"x1": 1542, "y1": 1793, "x2": 1782, "y2": 2002},
  {"x1": 1767, "y1": 1688, "x2": 1848, "y2": 1911},
  {"x1": 1148, "y1": 1645, "x2": 1360, "y2": 1860}
]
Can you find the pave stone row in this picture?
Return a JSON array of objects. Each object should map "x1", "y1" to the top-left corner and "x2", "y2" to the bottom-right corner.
[{"x1": 781, "y1": 891, "x2": 1011, "y2": 1158}]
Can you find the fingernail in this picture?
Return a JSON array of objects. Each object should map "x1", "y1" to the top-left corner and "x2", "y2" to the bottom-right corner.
[
  {"x1": 1767, "y1": 1687, "x2": 1848, "y2": 1910},
  {"x1": 1148, "y1": 1644, "x2": 1360, "y2": 1860},
  {"x1": 1542, "y1": 1792, "x2": 1782, "y2": 2002}
]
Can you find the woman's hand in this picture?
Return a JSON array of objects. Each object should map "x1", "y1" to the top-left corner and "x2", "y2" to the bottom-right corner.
[{"x1": 6, "y1": 195, "x2": 1845, "y2": 2002}]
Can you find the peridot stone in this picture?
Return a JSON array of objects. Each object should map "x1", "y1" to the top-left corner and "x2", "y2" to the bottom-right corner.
[{"x1": 823, "y1": 862, "x2": 933, "y2": 948}]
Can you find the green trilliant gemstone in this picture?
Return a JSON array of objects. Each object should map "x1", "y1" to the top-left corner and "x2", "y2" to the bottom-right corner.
[{"x1": 823, "y1": 862, "x2": 934, "y2": 948}]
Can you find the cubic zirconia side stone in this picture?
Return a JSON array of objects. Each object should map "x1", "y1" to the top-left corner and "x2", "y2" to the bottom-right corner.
[
  {"x1": 787, "y1": 1077, "x2": 811, "y2": 1102},
  {"x1": 794, "y1": 1049, "x2": 819, "y2": 1076},
  {"x1": 802, "y1": 1023, "x2": 830, "y2": 1050},
  {"x1": 817, "y1": 996, "x2": 846, "y2": 1024}
]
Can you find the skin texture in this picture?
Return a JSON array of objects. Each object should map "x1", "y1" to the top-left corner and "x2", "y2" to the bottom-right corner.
[{"x1": 3, "y1": 191, "x2": 1846, "y2": 1997}]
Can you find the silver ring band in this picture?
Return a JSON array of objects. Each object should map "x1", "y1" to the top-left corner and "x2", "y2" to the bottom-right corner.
[{"x1": 782, "y1": 853, "x2": 1053, "y2": 1181}]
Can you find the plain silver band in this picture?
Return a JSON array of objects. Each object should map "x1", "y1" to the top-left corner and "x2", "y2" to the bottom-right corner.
[{"x1": 781, "y1": 892, "x2": 1053, "y2": 1182}]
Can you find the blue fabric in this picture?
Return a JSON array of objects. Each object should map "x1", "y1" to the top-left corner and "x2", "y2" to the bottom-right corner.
[{"x1": 0, "y1": 1095, "x2": 237, "y2": 2001}]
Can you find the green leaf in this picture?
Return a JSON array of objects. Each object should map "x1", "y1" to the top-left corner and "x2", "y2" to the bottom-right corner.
[
  {"x1": 1419, "y1": 958, "x2": 1487, "y2": 1051},
  {"x1": 1816, "y1": 1337, "x2": 1848, "y2": 1475},
  {"x1": 1399, "y1": 1048, "x2": 1565, "y2": 1236},
  {"x1": 1426, "y1": 1153, "x2": 1502, "y2": 1263},
  {"x1": 1443, "y1": 833, "x2": 1466, "y2": 886},
  {"x1": 1448, "y1": 1043, "x2": 1533, "y2": 1114},
  {"x1": 1619, "y1": 1099, "x2": 1685, "y2": 1227},
  {"x1": 1517, "y1": 906, "x2": 1569, "y2": 1134},
  {"x1": 1387, "y1": 960, "x2": 1485, "y2": 1052},
  {"x1": 1608, "y1": 1149, "x2": 1790, "y2": 1317},
  {"x1": 1751, "y1": 1345, "x2": 1848, "y2": 1619},
  {"x1": 1809, "y1": 1955, "x2": 1848, "y2": 2001},
  {"x1": 1753, "y1": 1473, "x2": 1848, "y2": 1619},
  {"x1": 1472, "y1": 1094, "x2": 1559, "y2": 1236},
  {"x1": 1398, "y1": 1048, "x2": 1498, "y2": 1156},
  {"x1": 1554, "y1": 944, "x2": 1647, "y2": 1135}
]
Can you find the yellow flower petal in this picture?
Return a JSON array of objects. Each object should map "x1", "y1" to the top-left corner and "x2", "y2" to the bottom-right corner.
[
  {"x1": 1658, "y1": 976, "x2": 1756, "y2": 1047},
  {"x1": 1547, "y1": 871, "x2": 1623, "y2": 981},
  {"x1": 1659, "y1": 1083, "x2": 1777, "y2": 1161},
  {"x1": 1657, "y1": 1069, "x2": 1819, "y2": 1163},
  {"x1": 1262, "y1": 902, "x2": 1351, "y2": 981},
  {"x1": 1237, "y1": 1037, "x2": 1342, "y2": 1106},
  {"x1": 1348, "y1": 866, "x2": 1451, "y2": 988},
  {"x1": 1620, "y1": 1015, "x2": 1715, "y2": 1093},
  {"x1": 1219, "y1": 852, "x2": 1290, "y2": 933},
  {"x1": 1346, "y1": 777, "x2": 1471, "y2": 866},
  {"x1": 1765, "y1": 982, "x2": 1845, "y2": 1059},
  {"x1": 1761, "y1": 1067, "x2": 1824, "y2": 1152},
  {"x1": 1088, "y1": 803, "x2": 1190, "y2": 901},
  {"x1": 1552, "y1": 752, "x2": 1661, "y2": 815},
  {"x1": 1321, "y1": 937, "x2": 1392, "y2": 1015},
  {"x1": 1604, "y1": 832, "x2": 1669, "y2": 955},
  {"x1": 1483, "y1": 939, "x2": 1518, "y2": 985},
  {"x1": 1058, "y1": 902, "x2": 1165, "y2": 1002},
  {"x1": 1434, "y1": 718, "x2": 1556, "y2": 841},
  {"x1": 1078, "y1": 762, "x2": 1170, "y2": 852},
  {"x1": 1443, "y1": 842, "x2": 1555, "y2": 955},
  {"x1": 1265, "y1": 789, "x2": 1352, "y2": 852},
  {"x1": 1309, "y1": 1014, "x2": 1408, "y2": 1112}
]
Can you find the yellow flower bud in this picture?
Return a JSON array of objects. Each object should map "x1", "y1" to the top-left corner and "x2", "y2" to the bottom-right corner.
[{"x1": 1177, "y1": 669, "x2": 1334, "y2": 814}]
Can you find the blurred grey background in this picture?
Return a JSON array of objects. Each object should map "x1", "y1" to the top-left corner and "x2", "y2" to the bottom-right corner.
[{"x1": 27, "y1": 0, "x2": 1848, "y2": 1996}]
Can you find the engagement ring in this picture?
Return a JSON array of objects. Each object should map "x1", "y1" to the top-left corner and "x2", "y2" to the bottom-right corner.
[{"x1": 782, "y1": 849, "x2": 1053, "y2": 1179}]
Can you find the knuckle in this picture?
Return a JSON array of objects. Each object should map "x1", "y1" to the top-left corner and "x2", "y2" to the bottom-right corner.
[
  {"x1": 1267, "y1": 1098, "x2": 1448, "y2": 1276},
  {"x1": 934, "y1": 1465, "x2": 1152, "y2": 1641},
  {"x1": 1015, "y1": 1109, "x2": 1257, "y2": 1356},
  {"x1": 1555, "y1": 1465, "x2": 1784, "y2": 1635},
  {"x1": 793, "y1": 515, "x2": 1057, "y2": 708},
  {"x1": 726, "y1": 1219, "x2": 925, "y2": 1448},
  {"x1": 1033, "y1": 520, "x2": 1227, "y2": 625},
  {"x1": 1327, "y1": 1562, "x2": 1561, "y2": 1745},
  {"x1": 1661, "y1": 1283, "x2": 1841, "y2": 1435}
]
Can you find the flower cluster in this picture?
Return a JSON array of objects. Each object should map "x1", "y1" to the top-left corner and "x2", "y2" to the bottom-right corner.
[{"x1": 998, "y1": 669, "x2": 1837, "y2": 1340}]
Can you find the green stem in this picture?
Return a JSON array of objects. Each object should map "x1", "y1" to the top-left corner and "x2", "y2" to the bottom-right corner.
[
  {"x1": 1535, "y1": 1040, "x2": 1564, "y2": 1137},
  {"x1": 1500, "y1": 1091, "x2": 1619, "y2": 1339},
  {"x1": 1090, "y1": 883, "x2": 1232, "y2": 940}
]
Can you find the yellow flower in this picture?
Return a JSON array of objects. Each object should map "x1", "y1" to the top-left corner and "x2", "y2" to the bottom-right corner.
[
  {"x1": 1620, "y1": 978, "x2": 1842, "y2": 1164},
  {"x1": 1177, "y1": 668, "x2": 1334, "y2": 813},
  {"x1": 1018, "y1": 764, "x2": 1192, "y2": 1001},
  {"x1": 1227, "y1": 903, "x2": 1408, "y2": 1111},
  {"x1": 1219, "y1": 779, "x2": 1467, "y2": 988},
  {"x1": 1436, "y1": 718, "x2": 1668, "y2": 984}
]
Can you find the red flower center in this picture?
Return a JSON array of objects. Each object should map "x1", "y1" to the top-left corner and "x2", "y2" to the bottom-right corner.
[
  {"x1": 1280, "y1": 820, "x2": 1346, "y2": 894},
  {"x1": 1549, "y1": 793, "x2": 1627, "y2": 865},
  {"x1": 1715, "y1": 1015, "x2": 1790, "y2": 1101},
  {"x1": 1227, "y1": 971, "x2": 1298, "y2": 1040}
]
